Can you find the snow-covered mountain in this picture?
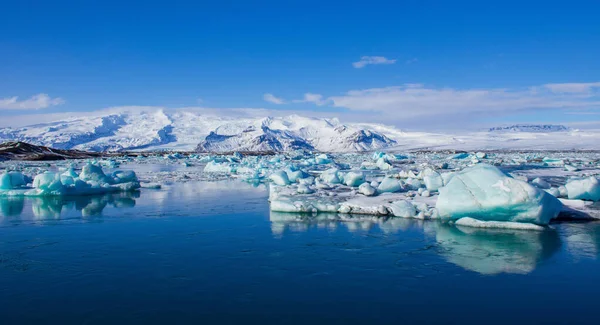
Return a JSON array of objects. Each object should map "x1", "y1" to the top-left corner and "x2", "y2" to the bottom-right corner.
[
  {"x1": 0, "y1": 109, "x2": 396, "y2": 152},
  {"x1": 2, "y1": 108, "x2": 600, "y2": 152},
  {"x1": 196, "y1": 115, "x2": 396, "y2": 152},
  {"x1": 488, "y1": 124, "x2": 570, "y2": 133}
]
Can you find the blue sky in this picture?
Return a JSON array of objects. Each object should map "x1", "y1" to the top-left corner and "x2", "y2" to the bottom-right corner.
[{"x1": 1, "y1": 0, "x2": 600, "y2": 128}]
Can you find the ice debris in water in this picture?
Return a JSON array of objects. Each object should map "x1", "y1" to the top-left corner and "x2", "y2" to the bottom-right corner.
[
  {"x1": 565, "y1": 176, "x2": 600, "y2": 201},
  {"x1": 0, "y1": 163, "x2": 140, "y2": 196},
  {"x1": 3, "y1": 149, "x2": 599, "y2": 230},
  {"x1": 436, "y1": 164, "x2": 562, "y2": 225}
]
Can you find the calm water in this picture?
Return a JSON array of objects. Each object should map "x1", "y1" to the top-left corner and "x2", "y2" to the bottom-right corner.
[{"x1": 1, "y1": 181, "x2": 600, "y2": 324}]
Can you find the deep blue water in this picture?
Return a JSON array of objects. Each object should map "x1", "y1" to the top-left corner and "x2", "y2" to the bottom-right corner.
[{"x1": 1, "y1": 181, "x2": 600, "y2": 324}]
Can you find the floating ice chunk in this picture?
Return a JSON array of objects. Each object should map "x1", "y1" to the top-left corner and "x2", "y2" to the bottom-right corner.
[
  {"x1": 203, "y1": 161, "x2": 233, "y2": 173},
  {"x1": 298, "y1": 177, "x2": 315, "y2": 186},
  {"x1": 545, "y1": 187, "x2": 560, "y2": 197},
  {"x1": 320, "y1": 168, "x2": 342, "y2": 184},
  {"x1": 455, "y1": 217, "x2": 545, "y2": 231},
  {"x1": 112, "y1": 170, "x2": 138, "y2": 184},
  {"x1": 61, "y1": 168, "x2": 79, "y2": 179},
  {"x1": 531, "y1": 177, "x2": 551, "y2": 189},
  {"x1": 475, "y1": 152, "x2": 487, "y2": 159},
  {"x1": 376, "y1": 157, "x2": 393, "y2": 170},
  {"x1": 343, "y1": 171, "x2": 365, "y2": 187},
  {"x1": 566, "y1": 176, "x2": 600, "y2": 201},
  {"x1": 558, "y1": 185, "x2": 568, "y2": 198},
  {"x1": 421, "y1": 190, "x2": 431, "y2": 197},
  {"x1": 422, "y1": 168, "x2": 444, "y2": 191},
  {"x1": 287, "y1": 170, "x2": 308, "y2": 183},
  {"x1": 441, "y1": 172, "x2": 455, "y2": 185},
  {"x1": 389, "y1": 200, "x2": 416, "y2": 218},
  {"x1": 377, "y1": 177, "x2": 403, "y2": 193},
  {"x1": 79, "y1": 163, "x2": 110, "y2": 184},
  {"x1": 269, "y1": 171, "x2": 291, "y2": 186},
  {"x1": 315, "y1": 154, "x2": 332, "y2": 165},
  {"x1": 436, "y1": 164, "x2": 562, "y2": 225},
  {"x1": 543, "y1": 157, "x2": 564, "y2": 166},
  {"x1": 0, "y1": 172, "x2": 28, "y2": 190},
  {"x1": 297, "y1": 184, "x2": 314, "y2": 194},
  {"x1": 33, "y1": 172, "x2": 64, "y2": 192},
  {"x1": 358, "y1": 183, "x2": 376, "y2": 196},
  {"x1": 404, "y1": 178, "x2": 423, "y2": 190},
  {"x1": 447, "y1": 152, "x2": 469, "y2": 160},
  {"x1": 564, "y1": 164, "x2": 579, "y2": 172}
]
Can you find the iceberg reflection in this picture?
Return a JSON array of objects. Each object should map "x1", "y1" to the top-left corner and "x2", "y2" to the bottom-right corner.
[
  {"x1": 561, "y1": 222, "x2": 600, "y2": 260},
  {"x1": 269, "y1": 212, "x2": 425, "y2": 237},
  {"x1": 270, "y1": 211, "x2": 562, "y2": 275},
  {"x1": 0, "y1": 192, "x2": 139, "y2": 221},
  {"x1": 0, "y1": 197, "x2": 25, "y2": 217},
  {"x1": 434, "y1": 223, "x2": 561, "y2": 275}
]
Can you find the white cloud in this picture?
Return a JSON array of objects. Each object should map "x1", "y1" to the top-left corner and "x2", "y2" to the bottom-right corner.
[
  {"x1": 321, "y1": 82, "x2": 600, "y2": 119},
  {"x1": 263, "y1": 93, "x2": 285, "y2": 104},
  {"x1": 352, "y1": 56, "x2": 396, "y2": 68},
  {"x1": 0, "y1": 93, "x2": 65, "y2": 110},
  {"x1": 292, "y1": 93, "x2": 327, "y2": 106},
  {"x1": 543, "y1": 82, "x2": 600, "y2": 94},
  {"x1": 405, "y1": 58, "x2": 418, "y2": 64}
]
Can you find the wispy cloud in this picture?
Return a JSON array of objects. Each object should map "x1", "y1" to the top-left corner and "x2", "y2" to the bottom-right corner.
[
  {"x1": 310, "y1": 82, "x2": 600, "y2": 119},
  {"x1": 543, "y1": 82, "x2": 600, "y2": 94},
  {"x1": 292, "y1": 93, "x2": 327, "y2": 106},
  {"x1": 263, "y1": 93, "x2": 285, "y2": 104},
  {"x1": 405, "y1": 58, "x2": 418, "y2": 64},
  {"x1": 352, "y1": 56, "x2": 396, "y2": 68},
  {"x1": 0, "y1": 93, "x2": 64, "y2": 110}
]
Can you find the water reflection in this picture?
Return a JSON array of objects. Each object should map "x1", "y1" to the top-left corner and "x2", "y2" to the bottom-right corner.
[
  {"x1": 269, "y1": 212, "x2": 426, "y2": 237},
  {"x1": 0, "y1": 192, "x2": 139, "y2": 221},
  {"x1": 0, "y1": 197, "x2": 25, "y2": 217},
  {"x1": 434, "y1": 223, "x2": 561, "y2": 275},
  {"x1": 560, "y1": 222, "x2": 600, "y2": 260},
  {"x1": 270, "y1": 211, "x2": 562, "y2": 275}
]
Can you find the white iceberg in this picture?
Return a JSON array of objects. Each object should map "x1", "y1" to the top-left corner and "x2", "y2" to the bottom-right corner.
[
  {"x1": 436, "y1": 164, "x2": 562, "y2": 225},
  {"x1": 565, "y1": 176, "x2": 600, "y2": 201}
]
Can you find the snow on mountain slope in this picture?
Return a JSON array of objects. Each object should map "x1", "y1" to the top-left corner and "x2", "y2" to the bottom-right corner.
[
  {"x1": 196, "y1": 115, "x2": 397, "y2": 152},
  {"x1": 1, "y1": 108, "x2": 600, "y2": 152},
  {"x1": 0, "y1": 110, "x2": 396, "y2": 152}
]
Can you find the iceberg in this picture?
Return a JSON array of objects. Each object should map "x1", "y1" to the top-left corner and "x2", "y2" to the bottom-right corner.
[
  {"x1": 358, "y1": 183, "x2": 376, "y2": 196},
  {"x1": 421, "y1": 168, "x2": 444, "y2": 192},
  {"x1": 0, "y1": 163, "x2": 140, "y2": 197},
  {"x1": 0, "y1": 172, "x2": 28, "y2": 190},
  {"x1": 436, "y1": 164, "x2": 562, "y2": 225},
  {"x1": 565, "y1": 177, "x2": 600, "y2": 201},
  {"x1": 377, "y1": 177, "x2": 403, "y2": 193},
  {"x1": 389, "y1": 200, "x2": 417, "y2": 218},
  {"x1": 320, "y1": 168, "x2": 342, "y2": 184},
  {"x1": 269, "y1": 171, "x2": 291, "y2": 186},
  {"x1": 343, "y1": 172, "x2": 365, "y2": 187}
]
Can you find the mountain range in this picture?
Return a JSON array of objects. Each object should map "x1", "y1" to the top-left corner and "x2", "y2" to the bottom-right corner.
[{"x1": 0, "y1": 109, "x2": 597, "y2": 152}]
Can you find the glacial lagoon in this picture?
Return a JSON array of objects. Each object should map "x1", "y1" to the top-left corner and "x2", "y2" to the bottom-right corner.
[{"x1": 2, "y1": 180, "x2": 600, "y2": 324}]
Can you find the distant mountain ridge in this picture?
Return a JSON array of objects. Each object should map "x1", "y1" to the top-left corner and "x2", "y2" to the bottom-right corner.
[
  {"x1": 487, "y1": 124, "x2": 570, "y2": 133},
  {"x1": 2, "y1": 111, "x2": 599, "y2": 152},
  {"x1": 0, "y1": 110, "x2": 397, "y2": 153}
]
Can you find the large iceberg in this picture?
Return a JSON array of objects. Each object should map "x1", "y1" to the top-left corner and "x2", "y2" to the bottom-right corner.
[{"x1": 436, "y1": 164, "x2": 562, "y2": 225}]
